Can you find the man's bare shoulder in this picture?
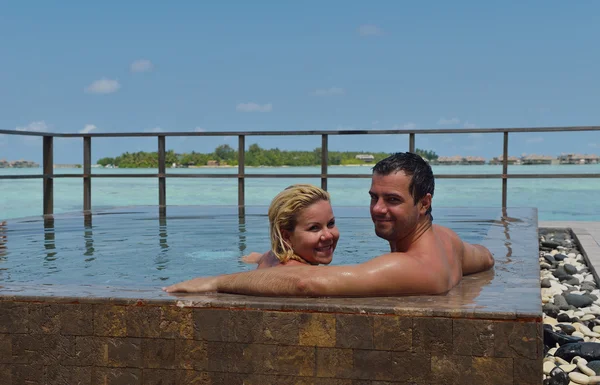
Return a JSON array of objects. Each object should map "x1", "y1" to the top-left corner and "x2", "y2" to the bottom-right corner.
[
  {"x1": 431, "y1": 224, "x2": 461, "y2": 242},
  {"x1": 431, "y1": 224, "x2": 493, "y2": 267},
  {"x1": 432, "y1": 224, "x2": 495, "y2": 275}
]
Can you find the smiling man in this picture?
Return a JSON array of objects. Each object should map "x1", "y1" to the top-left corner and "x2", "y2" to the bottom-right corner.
[{"x1": 164, "y1": 152, "x2": 495, "y2": 296}]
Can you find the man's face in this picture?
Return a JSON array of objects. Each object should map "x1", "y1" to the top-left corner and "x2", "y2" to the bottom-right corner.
[{"x1": 369, "y1": 171, "x2": 424, "y2": 242}]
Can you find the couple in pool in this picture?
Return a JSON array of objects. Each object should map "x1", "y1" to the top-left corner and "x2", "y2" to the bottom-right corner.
[{"x1": 164, "y1": 152, "x2": 495, "y2": 296}]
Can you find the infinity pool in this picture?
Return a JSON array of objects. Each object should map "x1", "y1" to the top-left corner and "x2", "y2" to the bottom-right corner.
[
  {"x1": 0, "y1": 206, "x2": 499, "y2": 289},
  {"x1": 0, "y1": 206, "x2": 542, "y2": 384}
]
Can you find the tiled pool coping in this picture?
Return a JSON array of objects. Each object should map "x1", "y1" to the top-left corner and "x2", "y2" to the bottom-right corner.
[{"x1": 0, "y1": 208, "x2": 543, "y2": 384}]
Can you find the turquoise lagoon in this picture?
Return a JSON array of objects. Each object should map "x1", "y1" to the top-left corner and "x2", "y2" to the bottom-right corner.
[{"x1": 1, "y1": 164, "x2": 599, "y2": 220}]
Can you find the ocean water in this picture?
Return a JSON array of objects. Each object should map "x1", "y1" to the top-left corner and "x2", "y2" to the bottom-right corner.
[{"x1": 1, "y1": 164, "x2": 599, "y2": 221}]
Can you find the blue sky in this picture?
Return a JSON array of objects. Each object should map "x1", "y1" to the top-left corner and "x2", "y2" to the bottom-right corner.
[{"x1": 1, "y1": 1, "x2": 599, "y2": 164}]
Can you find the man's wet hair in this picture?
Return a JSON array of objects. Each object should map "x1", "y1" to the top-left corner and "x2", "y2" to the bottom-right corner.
[{"x1": 372, "y1": 152, "x2": 435, "y2": 219}]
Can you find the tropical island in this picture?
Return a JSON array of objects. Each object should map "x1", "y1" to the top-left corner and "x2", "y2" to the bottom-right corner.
[
  {"x1": 97, "y1": 144, "x2": 439, "y2": 168},
  {"x1": 0, "y1": 159, "x2": 39, "y2": 168},
  {"x1": 95, "y1": 144, "x2": 599, "y2": 168}
]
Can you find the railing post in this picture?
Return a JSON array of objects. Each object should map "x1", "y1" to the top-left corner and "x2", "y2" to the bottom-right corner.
[
  {"x1": 238, "y1": 135, "x2": 245, "y2": 209},
  {"x1": 502, "y1": 131, "x2": 509, "y2": 208},
  {"x1": 321, "y1": 134, "x2": 328, "y2": 190},
  {"x1": 83, "y1": 136, "x2": 92, "y2": 211},
  {"x1": 43, "y1": 135, "x2": 54, "y2": 215},
  {"x1": 409, "y1": 133, "x2": 415, "y2": 153},
  {"x1": 158, "y1": 135, "x2": 166, "y2": 210}
]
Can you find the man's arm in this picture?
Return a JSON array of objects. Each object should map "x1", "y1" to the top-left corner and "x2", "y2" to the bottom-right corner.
[
  {"x1": 461, "y1": 242, "x2": 494, "y2": 275},
  {"x1": 163, "y1": 253, "x2": 450, "y2": 296}
]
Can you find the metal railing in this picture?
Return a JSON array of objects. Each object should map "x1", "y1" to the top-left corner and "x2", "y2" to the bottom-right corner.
[{"x1": 1, "y1": 126, "x2": 600, "y2": 216}]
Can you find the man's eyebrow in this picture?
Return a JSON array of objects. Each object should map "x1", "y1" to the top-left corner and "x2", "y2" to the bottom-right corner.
[
  {"x1": 369, "y1": 191, "x2": 403, "y2": 199},
  {"x1": 383, "y1": 193, "x2": 403, "y2": 199}
]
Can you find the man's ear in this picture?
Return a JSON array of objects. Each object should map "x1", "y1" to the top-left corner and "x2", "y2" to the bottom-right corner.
[{"x1": 419, "y1": 194, "x2": 432, "y2": 214}]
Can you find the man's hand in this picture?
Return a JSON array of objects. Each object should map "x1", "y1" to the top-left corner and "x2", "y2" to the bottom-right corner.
[{"x1": 162, "y1": 276, "x2": 219, "y2": 293}]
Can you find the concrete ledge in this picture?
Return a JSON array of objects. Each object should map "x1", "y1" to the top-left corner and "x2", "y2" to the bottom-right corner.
[{"x1": 539, "y1": 221, "x2": 600, "y2": 284}]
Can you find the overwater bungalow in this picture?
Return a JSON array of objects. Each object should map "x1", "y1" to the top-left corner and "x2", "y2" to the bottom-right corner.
[
  {"x1": 463, "y1": 156, "x2": 486, "y2": 165},
  {"x1": 488, "y1": 155, "x2": 520, "y2": 165},
  {"x1": 9, "y1": 159, "x2": 39, "y2": 168},
  {"x1": 436, "y1": 155, "x2": 464, "y2": 165},
  {"x1": 558, "y1": 153, "x2": 599, "y2": 164},
  {"x1": 437, "y1": 155, "x2": 485, "y2": 165},
  {"x1": 520, "y1": 154, "x2": 554, "y2": 165}
]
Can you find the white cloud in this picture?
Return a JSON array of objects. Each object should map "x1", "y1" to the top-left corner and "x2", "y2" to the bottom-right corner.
[
  {"x1": 358, "y1": 24, "x2": 384, "y2": 36},
  {"x1": 314, "y1": 87, "x2": 345, "y2": 96},
  {"x1": 145, "y1": 127, "x2": 164, "y2": 133},
  {"x1": 526, "y1": 137, "x2": 544, "y2": 143},
  {"x1": 437, "y1": 117, "x2": 460, "y2": 125},
  {"x1": 589, "y1": 143, "x2": 598, "y2": 148},
  {"x1": 16, "y1": 121, "x2": 49, "y2": 133},
  {"x1": 463, "y1": 121, "x2": 478, "y2": 128},
  {"x1": 85, "y1": 78, "x2": 121, "y2": 94},
  {"x1": 130, "y1": 59, "x2": 153, "y2": 73},
  {"x1": 80, "y1": 124, "x2": 97, "y2": 134},
  {"x1": 391, "y1": 122, "x2": 417, "y2": 130},
  {"x1": 236, "y1": 102, "x2": 272, "y2": 113},
  {"x1": 194, "y1": 127, "x2": 206, "y2": 132},
  {"x1": 15, "y1": 121, "x2": 49, "y2": 144},
  {"x1": 371, "y1": 120, "x2": 380, "y2": 126}
]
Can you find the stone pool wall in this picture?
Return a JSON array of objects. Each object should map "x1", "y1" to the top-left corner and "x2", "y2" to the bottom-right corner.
[{"x1": 0, "y1": 298, "x2": 541, "y2": 385}]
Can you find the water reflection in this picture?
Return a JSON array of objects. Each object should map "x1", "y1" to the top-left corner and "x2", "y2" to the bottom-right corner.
[
  {"x1": 83, "y1": 213, "x2": 95, "y2": 261},
  {"x1": 43, "y1": 216, "x2": 57, "y2": 262},
  {"x1": 159, "y1": 215, "x2": 168, "y2": 250},
  {"x1": 155, "y1": 211, "x2": 169, "y2": 278},
  {"x1": 238, "y1": 208, "x2": 247, "y2": 255},
  {"x1": 0, "y1": 221, "x2": 7, "y2": 261},
  {"x1": 501, "y1": 208, "x2": 513, "y2": 264},
  {"x1": 447, "y1": 268, "x2": 495, "y2": 308}
]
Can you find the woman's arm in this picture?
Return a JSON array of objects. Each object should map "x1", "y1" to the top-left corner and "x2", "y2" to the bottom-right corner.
[
  {"x1": 241, "y1": 252, "x2": 265, "y2": 264},
  {"x1": 256, "y1": 250, "x2": 281, "y2": 269}
]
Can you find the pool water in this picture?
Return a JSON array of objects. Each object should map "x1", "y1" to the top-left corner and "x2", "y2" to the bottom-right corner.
[{"x1": 0, "y1": 206, "x2": 503, "y2": 288}]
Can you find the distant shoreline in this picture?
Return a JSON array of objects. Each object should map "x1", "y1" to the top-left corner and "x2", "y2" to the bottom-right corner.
[{"x1": 3, "y1": 162, "x2": 600, "y2": 170}]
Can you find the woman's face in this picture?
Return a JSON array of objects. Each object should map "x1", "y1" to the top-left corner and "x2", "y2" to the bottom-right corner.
[{"x1": 283, "y1": 200, "x2": 339, "y2": 265}]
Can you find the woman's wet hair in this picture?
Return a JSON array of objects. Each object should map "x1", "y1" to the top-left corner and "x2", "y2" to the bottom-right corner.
[
  {"x1": 372, "y1": 152, "x2": 435, "y2": 219},
  {"x1": 268, "y1": 184, "x2": 331, "y2": 263}
]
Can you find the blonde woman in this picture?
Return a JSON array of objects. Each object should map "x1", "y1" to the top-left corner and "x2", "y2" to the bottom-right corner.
[{"x1": 243, "y1": 184, "x2": 339, "y2": 269}]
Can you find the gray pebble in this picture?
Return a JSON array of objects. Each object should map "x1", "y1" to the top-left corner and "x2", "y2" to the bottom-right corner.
[
  {"x1": 564, "y1": 264, "x2": 578, "y2": 275},
  {"x1": 564, "y1": 293, "x2": 594, "y2": 308},
  {"x1": 553, "y1": 295, "x2": 570, "y2": 310}
]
